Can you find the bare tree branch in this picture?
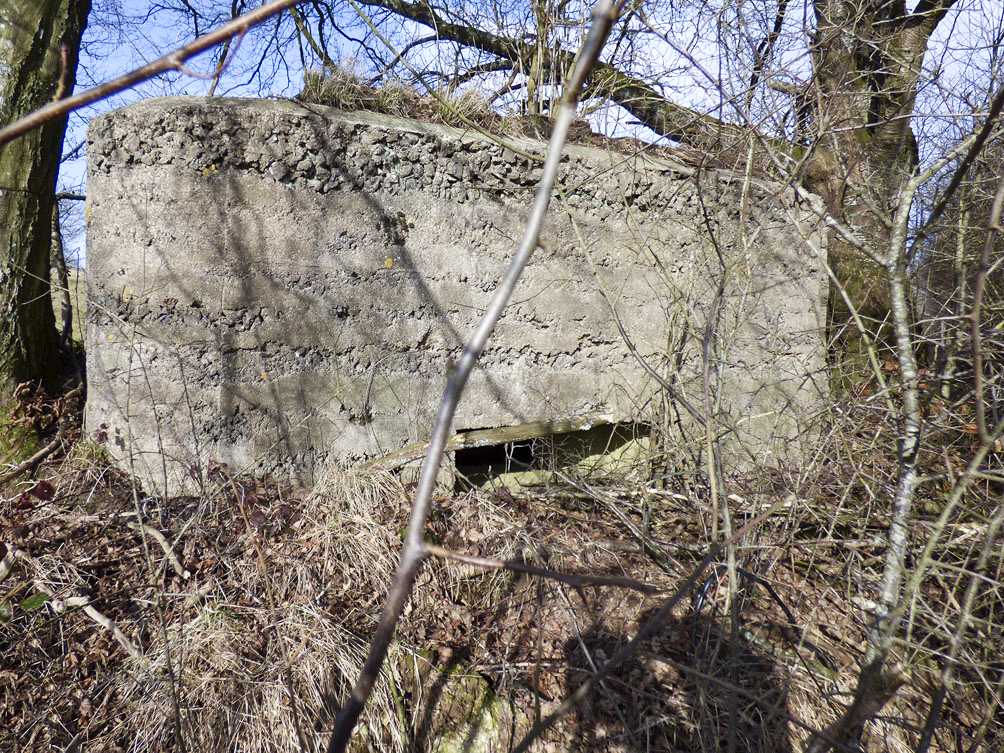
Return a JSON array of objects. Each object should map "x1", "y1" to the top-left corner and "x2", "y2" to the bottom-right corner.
[
  {"x1": 424, "y1": 543, "x2": 662, "y2": 594},
  {"x1": 356, "y1": 0, "x2": 759, "y2": 151},
  {"x1": 0, "y1": 0, "x2": 306, "y2": 147}
]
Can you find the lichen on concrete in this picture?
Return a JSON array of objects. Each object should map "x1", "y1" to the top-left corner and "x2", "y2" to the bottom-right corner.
[{"x1": 432, "y1": 673, "x2": 513, "y2": 753}]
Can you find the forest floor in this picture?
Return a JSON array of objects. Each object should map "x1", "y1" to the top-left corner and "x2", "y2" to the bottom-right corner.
[{"x1": 1, "y1": 377, "x2": 1000, "y2": 753}]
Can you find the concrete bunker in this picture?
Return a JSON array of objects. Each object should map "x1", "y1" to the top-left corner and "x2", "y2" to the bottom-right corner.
[{"x1": 84, "y1": 97, "x2": 827, "y2": 496}]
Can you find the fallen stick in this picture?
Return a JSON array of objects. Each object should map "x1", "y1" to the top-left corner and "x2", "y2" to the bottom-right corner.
[
  {"x1": 49, "y1": 594, "x2": 143, "y2": 660},
  {"x1": 2, "y1": 543, "x2": 143, "y2": 660},
  {"x1": 127, "y1": 521, "x2": 191, "y2": 580}
]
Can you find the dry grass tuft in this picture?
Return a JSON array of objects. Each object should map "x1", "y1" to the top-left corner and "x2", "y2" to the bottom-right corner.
[
  {"x1": 94, "y1": 467, "x2": 557, "y2": 753},
  {"x1": 298, "y1": 64, "x2": 493, "y2": 129},
  {"x1": 296, "y1": 62, "x2": 605, "y2": 144},
  {"x1": 118, "y1": 603, "x2": 377, "y2": 753},
  {"x1": 111, "y1": 467, "x2": 415, "y2": 753}
]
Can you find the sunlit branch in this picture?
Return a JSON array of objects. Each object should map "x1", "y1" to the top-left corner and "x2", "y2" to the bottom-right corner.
[{"x1": 0, "y1": 0, "x2": 306, "y2": 147}]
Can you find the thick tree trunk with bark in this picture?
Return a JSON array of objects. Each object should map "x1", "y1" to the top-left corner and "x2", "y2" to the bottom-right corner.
[
  {"x1": 803, "y1": 0, "x2": 954, "y2": 358},
  {"x1": 0, "y1": 0, "x2": 90, "y2": 397}
]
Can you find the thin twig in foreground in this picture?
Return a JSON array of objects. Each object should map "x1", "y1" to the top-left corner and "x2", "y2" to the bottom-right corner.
[{"x1": 325, "y1": 3, "x2": 628, "y2": 751}]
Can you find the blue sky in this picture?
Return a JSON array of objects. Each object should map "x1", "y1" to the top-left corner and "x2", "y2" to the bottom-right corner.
[
  {"x1": 57, "y1": 0, "x2": 1003, "y2": 265},
  {"x1": 60, "y1": 1, "x2": 320, "y2": 264}
]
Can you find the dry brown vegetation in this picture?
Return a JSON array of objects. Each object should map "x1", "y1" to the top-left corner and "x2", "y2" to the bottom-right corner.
[
  {"x1": 295, "y1": 64, "x2": 638, "y2": 153},
  {"x1": 3, "y1": 1, "x2": 1004, "y2": 750},
  {"x1": 1, "y1": 372, "x2": 1001, "y2": 753}
]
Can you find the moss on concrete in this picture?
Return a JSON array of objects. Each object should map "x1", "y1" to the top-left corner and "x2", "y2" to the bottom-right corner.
[{"x1": 433, "y1": 672, "x2": 512, "y2": 753}]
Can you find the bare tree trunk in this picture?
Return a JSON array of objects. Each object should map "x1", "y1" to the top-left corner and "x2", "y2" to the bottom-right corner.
[
  {"x1": 0, "y1": 0, "x2": 90, "y2": 397},
  {"x1": 804, "y1": 0, "x2": 954, "y2": 359}
]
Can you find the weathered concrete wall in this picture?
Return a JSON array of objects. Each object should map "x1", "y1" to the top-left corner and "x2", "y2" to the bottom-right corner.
[{"x1": 85, "y1": 96, "x2": 826, "y2": 496}]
